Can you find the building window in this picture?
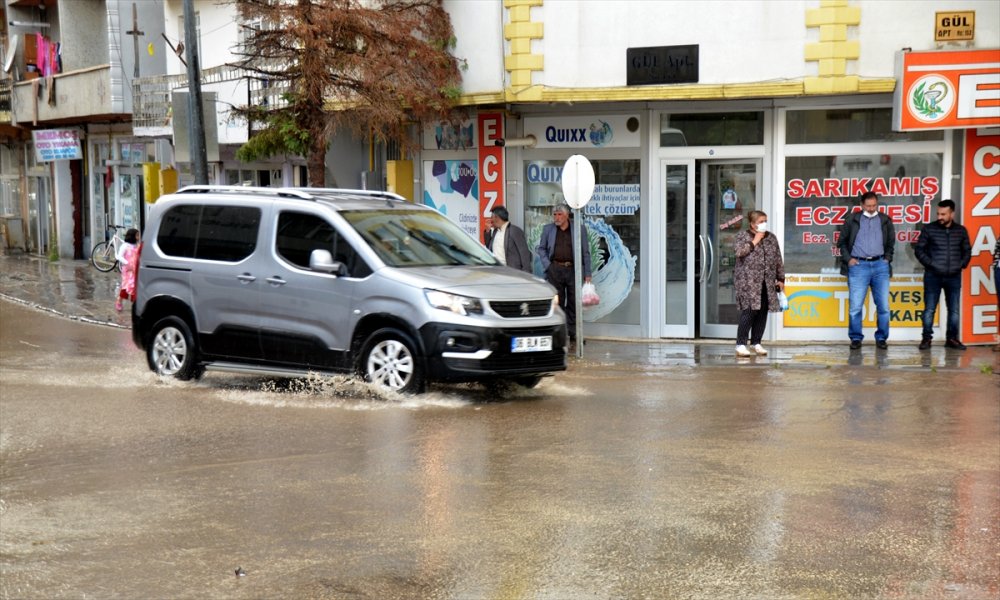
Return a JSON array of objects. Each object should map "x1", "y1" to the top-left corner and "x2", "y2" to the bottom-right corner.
[
  {"x1": 783, "y1": 153, "x2": 943, "y2": 275},
  {"x1": 660, "y1": 112, "x2": 764, "y2": 146},
  {"x1": 525, "y1": 159, "x2": 641, "y2": 325},
  {"x1": 786, "y1": 108, "x2": 942, "y2": 144}
]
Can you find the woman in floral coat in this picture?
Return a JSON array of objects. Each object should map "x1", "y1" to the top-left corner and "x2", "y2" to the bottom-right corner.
[{"x1": 733, "y1": 210, "x2": 784, "y2": 357}]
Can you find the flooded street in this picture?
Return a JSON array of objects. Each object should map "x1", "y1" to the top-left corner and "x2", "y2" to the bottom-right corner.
[{"x1": 1, "y1": 299, "x2": 998, "y2": 599}]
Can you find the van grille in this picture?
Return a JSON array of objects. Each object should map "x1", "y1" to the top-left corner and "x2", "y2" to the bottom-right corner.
[{"x1": 489, "y1": 299, "x2": 552, "y2": 318}]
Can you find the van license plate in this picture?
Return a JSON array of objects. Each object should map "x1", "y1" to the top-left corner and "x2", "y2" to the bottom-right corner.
[{"x1": 511, "y1": 335, "x2": 552, "y2": 353}]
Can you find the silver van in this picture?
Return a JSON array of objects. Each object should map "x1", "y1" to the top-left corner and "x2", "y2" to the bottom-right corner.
[{"x1": 131, "y1": 186, "x2": 567, "y2": 393}]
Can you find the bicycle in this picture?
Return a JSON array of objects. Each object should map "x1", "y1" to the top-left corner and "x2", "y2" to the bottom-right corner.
[{"x1": 91, "y1": 225, "x2": 126, "y2": 272}]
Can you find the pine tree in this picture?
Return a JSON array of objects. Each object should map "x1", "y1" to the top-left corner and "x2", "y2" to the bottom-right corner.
[{"x1": 234, "y1": 0, "x2": 463, "y2": 187}]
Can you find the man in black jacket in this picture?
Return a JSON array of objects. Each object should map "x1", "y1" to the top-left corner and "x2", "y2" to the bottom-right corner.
[
  {"x1": 914, "y1": 200, "x2": 972, "y2": 350},
  {"x1": 838, "y1": 192, "x2": 895, "y2": 349}
]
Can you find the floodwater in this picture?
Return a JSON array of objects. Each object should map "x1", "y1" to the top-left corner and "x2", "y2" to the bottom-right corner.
[{"x1": 1, "y1": 300, "x2": 998, "y2": 599}]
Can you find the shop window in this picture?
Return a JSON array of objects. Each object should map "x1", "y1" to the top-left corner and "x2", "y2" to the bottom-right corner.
[
  {"x1": 786, "y1": 108, "x2": 943, "y2": 144},
  {"x1": 524, "y1": 159, "x2": 641, "y2": 325},
  {"x1": 783, "y1": 153, "x2": 942, "y2": 275},
  {"x1": 118, "y1": 141, "x2": 150, "y2": 164},
  {"x1": 660, "y1": 112, "x2": 763, "y2": 146}
]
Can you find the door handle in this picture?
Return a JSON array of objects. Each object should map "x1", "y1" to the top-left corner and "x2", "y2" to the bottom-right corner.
[
  {"x1": 237, "y1": 274, "x2": 256, "y2": 283},
  {"x1": 706, "y1": 237, "x2": 715, "y2": 284},
  {"x1": 698, "y1": 235, "x2": 707, "y2": 283},
  {"x1": 265, "y1": 276, "x2": 287, "y2": 286}
]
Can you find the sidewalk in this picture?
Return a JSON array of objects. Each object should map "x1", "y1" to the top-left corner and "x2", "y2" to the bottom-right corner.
[{"x1": 2, "y1": 253, "x2": 997, "y2": 371}]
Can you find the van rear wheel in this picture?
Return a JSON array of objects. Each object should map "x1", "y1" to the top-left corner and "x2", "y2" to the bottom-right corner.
[
  {"x1": 359, "y1": 328, "x2": 424, "y2": 394},
  {"x1": 147, "y1": 316, "x2": 198, "y2": 380}
]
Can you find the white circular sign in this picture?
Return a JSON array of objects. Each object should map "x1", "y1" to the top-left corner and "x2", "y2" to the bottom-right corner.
[
  {"x1": 561, "y1": 154, "x2": 595, "y2": 210},
  {"x1": 906, "y1": 75, "x2": 955, "y2": 124}
]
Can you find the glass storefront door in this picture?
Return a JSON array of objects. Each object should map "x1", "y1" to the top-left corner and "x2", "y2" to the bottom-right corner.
[
  {"x1": 660, "y1": 159, "x2": 761, "y2": 339},
  {"x1": 700, "y1": 160, "x2": 761, "y2": 339},
  {"x1": 662, "y1": 161, "x2": 694, "y2": 338}
]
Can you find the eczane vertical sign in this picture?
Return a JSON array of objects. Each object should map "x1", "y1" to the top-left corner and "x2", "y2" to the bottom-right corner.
[
  {"x1": 962, "y1": 129, "x2": 1000, "y2": 343},
  {"x1": 478, "y1": 112, "x2": 505, "y2": 244}
]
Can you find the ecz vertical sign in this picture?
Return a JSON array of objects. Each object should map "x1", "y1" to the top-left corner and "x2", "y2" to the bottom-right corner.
[{"x1": 478, "y1": 112, "x2": 505, "y2": 244}]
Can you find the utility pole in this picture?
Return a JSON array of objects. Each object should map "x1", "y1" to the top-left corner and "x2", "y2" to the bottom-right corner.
[
  {"x1": 125, "y1": 3, "x2": 144, "y2": 79},
  {"x1": 183, "y1": 0, "x2": 208, "y2": 184}
]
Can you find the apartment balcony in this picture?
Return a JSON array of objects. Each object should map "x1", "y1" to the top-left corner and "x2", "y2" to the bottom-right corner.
[
  {"x1": 11, "y1": 65, "x2": 131, "y2": 127},
  {"x1": 132, "y1": 64, "x2": 289, "y2": 138}
]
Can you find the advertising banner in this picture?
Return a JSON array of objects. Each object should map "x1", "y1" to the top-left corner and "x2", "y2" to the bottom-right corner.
[
  {"x1": 583, "y1": 184, "x2": 641, "y2": 216},
  {"x1": 523, "y1": 115, "x2": 641, "y2": 148},
  {"x1": 422, "y1": 160, "x2": 480, "y2": 239},
  {"x1": 961, "y1": 129, "x2": 999, "y2": 343},
  {"x1": 423, "y1": 118, "x2": 476, "y2": 150},
  {"x1": 32, "y1": 129, "x2": 82, "y2": 162},
  {"x1": 893, "y1": 48, "x2": 1000, "y2": 131},
  {"x1": 478, "y1": 112, "x2": 505, "y2": 244},
  {"x1": 783, "y1": 274, "x2": 924, "y2": 328}
]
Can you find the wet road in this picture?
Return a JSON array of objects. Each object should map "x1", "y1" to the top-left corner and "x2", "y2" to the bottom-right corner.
[{"x1": 1, "y1": 300, "x2": 999, "y2": 599}]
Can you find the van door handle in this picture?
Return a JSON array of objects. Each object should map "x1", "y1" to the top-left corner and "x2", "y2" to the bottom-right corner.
[
  {"x1": 265, "y1": 277, "x2": 287, "y2": 286},
  {"x1": 237, "y1": 274, "x2": 256, "y2": 283}
]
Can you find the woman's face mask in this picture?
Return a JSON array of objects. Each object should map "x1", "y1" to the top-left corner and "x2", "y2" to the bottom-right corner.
[{"x1": 755, "y1": 221, "x2": 768, "y2": 233}]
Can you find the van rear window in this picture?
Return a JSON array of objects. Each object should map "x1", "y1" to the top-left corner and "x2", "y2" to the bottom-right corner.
[{"x1": 157, "y1": 204, "x2": 261, "y2": 262}]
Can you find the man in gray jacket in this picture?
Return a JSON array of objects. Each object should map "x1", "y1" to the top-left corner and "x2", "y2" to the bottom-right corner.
[
  {"x1": 486, "y1": 206, "x2": 532, "y2": 273},
  {"x1": 915, "y1": 200, "x2": 972, "y2": 350}
]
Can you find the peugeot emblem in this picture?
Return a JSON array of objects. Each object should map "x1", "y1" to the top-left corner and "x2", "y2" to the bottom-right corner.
[{"x1": 519, "y1": 302, "x2": 530, "y2": 316}]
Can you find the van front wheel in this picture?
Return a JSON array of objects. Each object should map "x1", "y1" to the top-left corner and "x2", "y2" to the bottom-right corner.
[
  {"x1": 147, "y1": 316, "x2": 198, "y2": 380},
  {"x1": 359, "y1": 328, "x2": 425, "y2": 394}
]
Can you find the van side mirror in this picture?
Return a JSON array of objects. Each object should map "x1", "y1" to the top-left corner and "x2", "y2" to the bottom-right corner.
[{"x1": 309, "y1": 249, "x2": 346, "y2": 276}]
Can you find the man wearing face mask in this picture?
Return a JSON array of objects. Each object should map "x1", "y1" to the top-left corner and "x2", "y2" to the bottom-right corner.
[
  {"x1": 838, "y1": 191, "x2": 895, "y2": 350},
  {"x1": 914, "y1": 200, "x2": 971, "y2": 350}
]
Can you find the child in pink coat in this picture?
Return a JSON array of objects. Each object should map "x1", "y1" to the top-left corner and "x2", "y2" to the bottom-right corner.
[{"x1": 115, "y1": 228, "x2": 140, "y2": 312}]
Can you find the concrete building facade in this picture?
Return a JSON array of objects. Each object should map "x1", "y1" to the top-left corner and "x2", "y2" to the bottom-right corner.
[{"x1": 420, "y1": 0, "x2": 999, "y2": 344}]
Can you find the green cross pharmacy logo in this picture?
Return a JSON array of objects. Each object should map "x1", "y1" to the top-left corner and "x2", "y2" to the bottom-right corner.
[{"x1": 907, "y1": 75, "x2": 955, "y2": 123}]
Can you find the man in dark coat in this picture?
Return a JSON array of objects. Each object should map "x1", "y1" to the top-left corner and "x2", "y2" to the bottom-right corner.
[
  {"x1": 536, "y1": 203, "x2": 592, "y2": 343},
  {"x1": 838, "y1": 191, "x2": 895, "y2": 350},
  {"x1": 486, "y1": 206, "x2": 533, "y2": 273},
  {"x1": 914, "y1": 200, "x2": 972, "y2": 350}
]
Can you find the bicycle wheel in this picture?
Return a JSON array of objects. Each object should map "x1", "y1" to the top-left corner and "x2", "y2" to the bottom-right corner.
[{"x1": 91, "y1": 242, "x2": 118, "y2": 272}]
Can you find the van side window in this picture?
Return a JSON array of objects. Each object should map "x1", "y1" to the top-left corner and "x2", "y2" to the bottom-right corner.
[
  {"x1": 158, "y1": 205, "x2": 201, "y2": 258},
  {"x1": 196, "y1": 206, "x2": 261, "y2": 262},
  {"x1": 157, "y1": 204, "x2": 260, "y2": 261},
  {"x1": 276, "y1": 211, "x2": 371, "y2": 277}
]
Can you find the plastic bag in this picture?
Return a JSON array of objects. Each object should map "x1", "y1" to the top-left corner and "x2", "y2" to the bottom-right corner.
[
  {"x1": 581, "y1": 282, "x2": 601, "y2": 307},
  {"x1": 777, "y1": 291, "x2": 789, "y2": 311}
]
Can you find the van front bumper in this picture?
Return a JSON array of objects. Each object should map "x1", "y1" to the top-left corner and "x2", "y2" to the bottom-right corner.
[{"x1": 419, "y1": 323, "x2": 568, "y2": 382}]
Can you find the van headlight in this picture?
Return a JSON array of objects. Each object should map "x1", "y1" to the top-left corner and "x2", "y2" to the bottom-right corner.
[{"x1": 425, "y1": 290, "x2": 483, "y2": 316}]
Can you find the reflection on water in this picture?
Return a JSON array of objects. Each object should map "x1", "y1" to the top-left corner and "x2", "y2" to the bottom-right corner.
[{"x1": 3, "y1": 299, "x2": 999, "y2": 599}]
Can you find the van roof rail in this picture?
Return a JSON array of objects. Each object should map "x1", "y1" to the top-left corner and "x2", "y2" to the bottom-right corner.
[
  {"x1": 175, "y1": 185, "x2": 315, "y2": 200},
  {"x1": 282, "y1": 187, "x2": 407, "y2": 201}
]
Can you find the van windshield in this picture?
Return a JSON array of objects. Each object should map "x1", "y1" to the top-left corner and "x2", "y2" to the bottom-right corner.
[{"x1": 341, "y1": 209, "x2": 498, "y2": 268}]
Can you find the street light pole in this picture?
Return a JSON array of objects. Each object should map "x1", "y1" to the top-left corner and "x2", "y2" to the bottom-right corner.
[{"x1": 182, "y1": 0, "x2": 208, "y2": 184}]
